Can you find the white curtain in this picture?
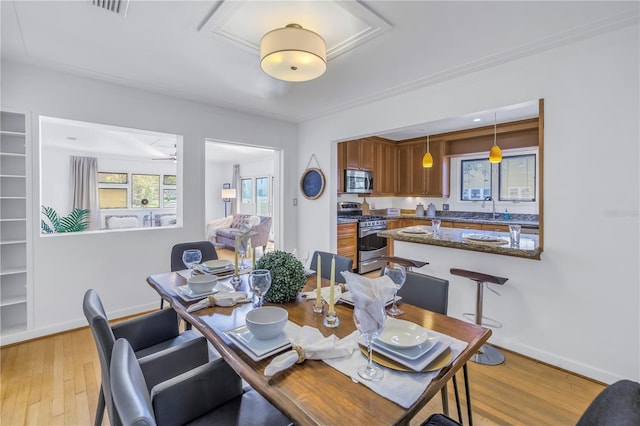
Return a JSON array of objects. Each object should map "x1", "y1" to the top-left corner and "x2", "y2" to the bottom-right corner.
[
  {"x1": 71, "y1": 156, "x2": 99, "y2": 230},
  {"x1": 231, "y1": 164, "x2": 240, "y2": 216}
]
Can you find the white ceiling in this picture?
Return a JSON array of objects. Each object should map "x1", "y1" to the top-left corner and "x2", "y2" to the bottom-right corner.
[{"x1": 2, "y1": 1, "x2": 638, "y2": 131}]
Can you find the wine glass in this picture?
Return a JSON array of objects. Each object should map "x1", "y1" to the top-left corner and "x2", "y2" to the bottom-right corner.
[
  {"x1": 353, "y1": 304, "x2": 386, "y2": 381},
  {"x1": 293, "y1": 249, "x2": 309, "y2": 268},
  {"x1": 182, "y1": 249, "x2": 202, "y2": 277},
  {"x1": 384, "y1": 264, "x2": 407, "y2": 316},
  {"x1": 249, "y1": 269, "x2": 272, "y2": 307}
]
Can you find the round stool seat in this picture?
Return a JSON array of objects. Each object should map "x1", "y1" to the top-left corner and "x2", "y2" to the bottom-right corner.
[{"x1": 378, "y1": 256, "x2": 429, "y2": 271}]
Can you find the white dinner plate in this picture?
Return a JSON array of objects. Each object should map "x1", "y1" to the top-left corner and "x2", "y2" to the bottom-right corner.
[
  {"x1": 202, "y1": 259, "x2": 232, "y2": 270},
  {"x1": 376, "y1": 318, "x2": 432, "y2": 349},
  {"x1": 401, "y1": 226, "x2": 431, "y2": 234},
  {"x1": 225, "y1": 321, "x2": 301, "y2": 361},
  {"x1": 175, "y1": 284, "x2": 220, "y2": 301},
  {"x1": 359, "y1": 333, "x2": 451, "y2": 371},
  {"x1": 465, "y1": 234, "x2": 502, "y2": 242}
]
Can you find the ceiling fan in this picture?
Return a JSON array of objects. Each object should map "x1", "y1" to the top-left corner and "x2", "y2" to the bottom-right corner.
[{"x1": 151, "y1": 141, "x2": 177, "y2": 161}]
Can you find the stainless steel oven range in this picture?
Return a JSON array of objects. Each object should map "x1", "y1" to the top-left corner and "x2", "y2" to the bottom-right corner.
[{"x1": 337, "y1": 202, "x2": 388, "y2": 274}]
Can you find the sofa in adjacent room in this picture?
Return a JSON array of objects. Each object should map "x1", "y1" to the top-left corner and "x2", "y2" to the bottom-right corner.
[{"x1": 206, "y1": 214, "x2": 272, "y2": 251}]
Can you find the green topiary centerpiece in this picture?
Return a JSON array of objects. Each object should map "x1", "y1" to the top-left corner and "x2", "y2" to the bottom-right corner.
[{"x1": 257, "y1": 250, "x2": 306, "y2": 303}]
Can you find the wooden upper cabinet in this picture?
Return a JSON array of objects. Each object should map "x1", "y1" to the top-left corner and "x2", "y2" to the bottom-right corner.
[
  {"x1": 373, "y1": 141, "x2": 396, "y2": 195},
  {"x1": 345, "y1": 139, "x2": 373, "y2": 171},
  {"x1": 396, "y1": 142, "x2": 426, "y2": 195},
  {"x1": 424, "y1": 139, "x2": 444, "y2": 197},
  {"x1": 337, "y1": 142, "x2": 347, "y2": 194}
]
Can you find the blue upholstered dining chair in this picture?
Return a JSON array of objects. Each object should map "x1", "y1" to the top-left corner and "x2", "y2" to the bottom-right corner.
[
  {"x1": 110, "y1": 338, "x2": 291, "y2": 426},
  {"x1": 83, "y1": 289, "x2": 213, "y2": 426},
  {"x1": 309, "y1": 251, "x2": 353, "y2": 282}
]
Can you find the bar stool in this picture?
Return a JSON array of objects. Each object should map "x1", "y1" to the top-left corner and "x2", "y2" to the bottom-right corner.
[
  {"x1": 378, "y1": 255, "x2": 429, "y2": 272},
  {"x1": 450, "y1": 268, "x2": 508, "y2": 365}
]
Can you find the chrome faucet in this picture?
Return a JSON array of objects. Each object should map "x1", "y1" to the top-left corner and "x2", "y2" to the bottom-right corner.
[{"x1": 482, "y1": 196, "x2": 500, "y2": 219}]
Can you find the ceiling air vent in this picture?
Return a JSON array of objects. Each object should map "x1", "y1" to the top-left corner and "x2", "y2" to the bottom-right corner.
[{"x1": 92, "y1": 0, "x2": 129, "y2": 17}]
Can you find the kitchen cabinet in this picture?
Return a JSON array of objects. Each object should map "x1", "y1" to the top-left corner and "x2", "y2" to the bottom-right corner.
[
  {"x1": 1, "y1": 110, "x2": 29, "y2": 337},
  {"x1": 482, "y1": 224, "x2": 510, "y2": 232},
  {"x1": 396, "y1": 139, "x2": 445, "y2": 196},
  {"x1": 453, "y1": 222, "x2": 483, "y2": 230},
  {"x1": 337, "y1": 142, "x2": 347, "y2": 194},
  {"x1": 337, "y1": 223, "x2": 357, "y2": 270},
  {"x1": 373, "y1": 141, "x2": 396, "y2": 195},
  {"x1": 345, "y1": 139, "x2": 374, "y2": 171}
]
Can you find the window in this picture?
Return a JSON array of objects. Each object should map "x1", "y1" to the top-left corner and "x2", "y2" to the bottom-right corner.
[
  {"x1": 256, "y1": 177, "x2": 269, "y2": 216},
  {"x1": 499, "y1": 154, "x2": 536, "y2": 201},
  {"x1": 132, "y1": 174, "x2": 160, "y2": 208},
  {"x1": 98, "y1": 188, "x2": 127, "y2": 209},
  {"x1": 241, "y1": 178, "x2": 253, "y2": 203},
  {"x1": 460, "y1": 154, "x2": 536, "y2": 202},
  {"x1": 163, "y1": 175, "x2": 176, "y2": 185},
  {"x1": 98, "y1": 172, "x2": 128, "y2": 184},
  {"x1": 461, "y1": 159, "x2": 491, "y2": 201}
]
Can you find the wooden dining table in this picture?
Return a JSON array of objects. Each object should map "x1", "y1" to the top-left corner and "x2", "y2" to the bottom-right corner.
[{"x1": 147, "y1": 272, "x2": 491, "y2": 426}]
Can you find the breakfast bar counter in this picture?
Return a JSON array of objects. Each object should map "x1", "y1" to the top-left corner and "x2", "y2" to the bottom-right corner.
[{"x1": 379, "y1": 227, "x2": 542, "y2": 260}]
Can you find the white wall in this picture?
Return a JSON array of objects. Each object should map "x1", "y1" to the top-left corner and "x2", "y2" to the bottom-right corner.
[
  {"x1": 1, "y1": 61, "x2": 298, "y2": 343},
  {"x1": 297, "y1": 24, "x2": 639, "y2": 383}
]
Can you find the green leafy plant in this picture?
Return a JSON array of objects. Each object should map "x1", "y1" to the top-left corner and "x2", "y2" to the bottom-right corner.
[
  {"x1": 257, "y1": 250, "x2": 306, "y2": 303},
  {"x1": 41, "y1": 206, "x2": 90, "y2": 233}
]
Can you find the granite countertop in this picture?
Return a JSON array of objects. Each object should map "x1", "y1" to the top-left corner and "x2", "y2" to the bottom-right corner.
[
  {"x1": 383, "y1": 213, "x2": 540, "y2": 228},
  {"x1": 378, "y1": 227, "x2": 541, "y2": 260}
]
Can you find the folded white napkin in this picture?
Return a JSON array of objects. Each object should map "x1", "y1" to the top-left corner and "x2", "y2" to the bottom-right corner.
[
  {"x1": 340, "y1": 271, "x2": 397, "y2": 335},
  {"x1": 264, "y1": 326, "x2": 357, "y2": 376},
  {"x1": 324, "y1": 331, "x2": 468, "y2": 408},
  {"x1": 186, "y1": 291, "x2": 250, "y2": 312},
  {"x1": 301, "y1": 285, "x2": 342, "y2": 302}
]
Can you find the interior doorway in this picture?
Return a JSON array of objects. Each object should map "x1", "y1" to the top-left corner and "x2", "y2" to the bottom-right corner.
[{"x1": 204, "y1": 140, "x2": 280, "y2": 249}]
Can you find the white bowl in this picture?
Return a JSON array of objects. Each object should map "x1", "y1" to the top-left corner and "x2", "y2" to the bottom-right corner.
[
  {"x1": 187, "y1": 274, "x2": 218, "y2": 294},
  {"x1": 245, "y1": 307, "x2": 288, "y2": 340}
]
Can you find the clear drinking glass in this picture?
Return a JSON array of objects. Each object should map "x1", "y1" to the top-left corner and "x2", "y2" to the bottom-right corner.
[
  {"x1": 384, "y1": 264, "x2": 407, "y2": 316},
  {"x1": 354, "y1": 304, "x2": 386, "y2": 382},
  {"x1": 182, "y1": 249, "x2": 202, "y2": 277},
  {"x1": 431, "y1": 219, "x2": 441, "y2": 235},
  {"x1": 238, "y1": 234, "x2": 250, "y2": 268},
  {"x1": 249, "y1": 269, "x2": 272, "y2": 307}
]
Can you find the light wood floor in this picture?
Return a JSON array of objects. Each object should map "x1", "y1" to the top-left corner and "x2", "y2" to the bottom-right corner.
[{"x1": 1, "y1": 247, "x2": 605, "y2": 425}]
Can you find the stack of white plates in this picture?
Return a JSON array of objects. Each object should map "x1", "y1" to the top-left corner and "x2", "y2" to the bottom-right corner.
[
  {"x1": 372, "y1": 318, "x2": 451, "y2": 371},
  {"x1": 225, "y1": 322, "x2": 301, "y2": 361}
]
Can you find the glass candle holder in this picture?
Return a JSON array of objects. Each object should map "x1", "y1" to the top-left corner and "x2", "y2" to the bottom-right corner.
[
  {"x1": 323, "y1": 310, "x2": 340, "y2": 328},
  {"x1": 312, "y1": 299, "x2": 324, "y2": 314}
]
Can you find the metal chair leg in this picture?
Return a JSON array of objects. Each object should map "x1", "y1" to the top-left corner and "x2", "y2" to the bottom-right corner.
[
  {"x1": 452, "y1": 374, "x2": 463, "y2": 423},
  {"x1": 160, "y1": 298, "x2": 164, "y2": 309},
  {"x1": 463, "y1": 363, "x2": 473, "y2": 426},
  {"x1": 440, "y1": 383, "x2": 449, "y2": 416},
  {"x1": 94, "y1": 386, "x2": 105, "y2": 426}
]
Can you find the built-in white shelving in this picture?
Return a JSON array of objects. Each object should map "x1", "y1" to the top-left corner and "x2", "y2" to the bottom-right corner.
[{"x1": 0, "y1": 110, "x2": 29, "y2": 337}]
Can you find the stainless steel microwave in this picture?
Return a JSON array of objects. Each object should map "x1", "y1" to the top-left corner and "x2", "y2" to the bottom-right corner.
[{"x1": 344, "y1": 169, "x2": 373, "y2": 193}]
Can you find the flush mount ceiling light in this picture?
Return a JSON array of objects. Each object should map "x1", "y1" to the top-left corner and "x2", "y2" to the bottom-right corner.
[
  {"x1": 489, "y1": 112, "x2": 503, "y2": 163},
  {"x1": 260, "y1": 24, "x2": 327, "y2": 82},
  {"x1": 422, "y1": 128, "x2": 433, "y2": 168}
]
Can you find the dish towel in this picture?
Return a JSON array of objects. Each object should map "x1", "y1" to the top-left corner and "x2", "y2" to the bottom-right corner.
[
  {"x1": 186, "y1": 291, "x2": 251, "y2": 312},
  {"x1": 264, "y1": 326, "x2": 357, "y2": 376},
  {"x1": 340, "y1": 271, "x2": 397, "y2": 334},
  {"x1": 324, "y1": 331, "x2": 468, "y2": 408}
]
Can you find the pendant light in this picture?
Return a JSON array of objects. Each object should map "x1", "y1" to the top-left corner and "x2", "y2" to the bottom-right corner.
[
  {"x1": 489, "y1": 112, "x2": 502, "y2": 163},
  {"x1": 422, "y1": 128, "x2": 433, "y2": 168}
]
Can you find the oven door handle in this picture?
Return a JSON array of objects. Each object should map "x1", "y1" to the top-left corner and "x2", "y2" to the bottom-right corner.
[{"x1": 359, "y1": 227, "x2": 386, "y2": 238}]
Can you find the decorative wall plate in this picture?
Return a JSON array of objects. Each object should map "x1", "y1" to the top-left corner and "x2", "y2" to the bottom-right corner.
[{"x1": 300, "y1": 167, "x2": 325, "y2": 200}]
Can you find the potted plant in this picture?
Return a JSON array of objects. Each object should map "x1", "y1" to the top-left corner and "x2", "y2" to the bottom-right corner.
[
  {"x1": 41, "y1": 206, "x2": 90, "y2": 233},
  {"x1": 256, "y1": 250, "x2": 306, "y2": 303}
]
